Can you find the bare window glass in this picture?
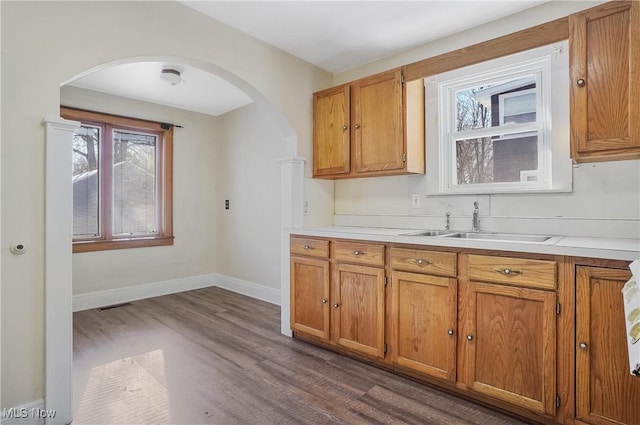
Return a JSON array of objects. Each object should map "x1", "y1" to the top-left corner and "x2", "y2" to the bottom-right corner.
[
  {"x1": 72, "y1": 125, "x2": 100, "y2": 237},
  {"x1": 112, "y1": 130, "x2": 158, "y2": 235}
]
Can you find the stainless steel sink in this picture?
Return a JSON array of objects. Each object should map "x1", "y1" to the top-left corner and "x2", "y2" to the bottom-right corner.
[
  {"x1": 443, "y1": 232, "x2": 552, "y2": 243},
  {"x1": 400, "y1": 230, "x2": 451, "y2": 237}
]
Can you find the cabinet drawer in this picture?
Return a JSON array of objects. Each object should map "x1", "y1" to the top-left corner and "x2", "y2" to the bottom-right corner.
[
  {"x1": 390, "y1": 247, "x2": 456, "y2": 277},
  {"x1": 467, "y1": 254, "x2": 556, "y2": 290},
  {"x1": 334, "y1": 241, "x2": 385, "y2": 267},
  {"x1": 290, "y1": 237, "x2": 329, "y2": 258}
]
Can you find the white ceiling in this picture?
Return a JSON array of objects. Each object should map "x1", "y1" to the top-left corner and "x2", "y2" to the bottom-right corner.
[{"x1": 68, "y1": 1, "x2": 548, "y2": 117}]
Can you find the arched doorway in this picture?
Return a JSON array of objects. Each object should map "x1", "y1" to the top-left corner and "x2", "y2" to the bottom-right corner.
[{"x1": 46, "y1": 56, "x2": 303, "y2": 424}]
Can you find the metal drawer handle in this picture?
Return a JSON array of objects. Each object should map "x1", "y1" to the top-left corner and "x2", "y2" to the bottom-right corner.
[
  {"x1": 302, "y1": 245, "x2": 314, "y2": 250},
  {"x1": 333, "y1": 303, "x2": 340, "y2": 308},
  {"x1": 321, "y1": 298, "x2": 328, "y2": 304},
  {"x1": 342, "y1": 125, "x2": 348, "y2": 131},
  {"x1": 495, "y1": 268, "x2": 523, "y2": 276},
  {"x1": 414, "y1": 258, "x2": 432, "y2": 266},
  {"x1": 579, "y1": 342, "x2": 588, "y2": 350},
  {"x1": 466, "y1": 334, "x2": 474, "y2": 341},
  {"x1": 447, "y1": 329, "x2": 454, "y2": 336},
  {"x1": 576, "y1": 78, "x2": 585, "y2": 87},
  {"x1": 352, "y1": 250, "x2": 364, "y2": 256}
]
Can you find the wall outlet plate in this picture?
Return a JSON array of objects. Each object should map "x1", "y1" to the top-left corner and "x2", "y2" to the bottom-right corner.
[{"x1": 411, "y1": 194, "x2": 421, "y2": 209}]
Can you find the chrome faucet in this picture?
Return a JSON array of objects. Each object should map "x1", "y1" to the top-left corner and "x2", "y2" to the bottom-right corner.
[
  {"x1": 472, "y1": 202, "x2": 480, "y2": 232},
  {"x1": 445, "y1": 211, "x2": 451, "y2": 231}
]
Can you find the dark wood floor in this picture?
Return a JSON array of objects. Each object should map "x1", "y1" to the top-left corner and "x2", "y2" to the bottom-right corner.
[{"x1": 73, "y1": 287, "x2": 528, "y2": 425}]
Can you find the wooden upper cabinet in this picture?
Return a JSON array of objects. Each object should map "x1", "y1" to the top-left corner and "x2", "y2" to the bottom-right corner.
[
  {"x1": 569, "y1": 1, "x2": 639, "y2": 162},
  {"x1": 352, "y1": 70, "x2": 404, "y2": 173},
  {"x1": 312, "y1": 68, "x2": 425, "y2": 178},
  {"x1": 576, "y1": 266, "x2": 640, "y2": 425},
  {"x1": 313, "y1": 84, "x2": 351, "y2": 176}
]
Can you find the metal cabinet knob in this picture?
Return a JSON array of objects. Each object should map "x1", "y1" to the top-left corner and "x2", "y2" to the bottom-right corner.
[
  {"x1": 333, "y1": 303, "x2": 339, "y2": 308},
  {"x1": 579, "y1": 342, "x2": 588, "y2": 350},
  {"x1": 303, "y1": 245, "x2": 312, "y2": 250},
  {"x1": 577, "y1": 78, "x2": 585, "y2": 87},
  {"x1": 352, "y1": 250, "x2": 362, "y2": 256},
  {"x1": 354, "y1": 124, "x2": 360, "y2": 129},
  {"x1": 467, "y1": 334, "x2": 474, "y2": 341},
  {"x1": 321, "y1": 298, "x2": 328, "y2": 304},
  {"x1": 447, "y1": 329, "x2": 454, "y2": 336},
  {"x1": 342, "y1": 125, "x2": 348, "y2": 130}
]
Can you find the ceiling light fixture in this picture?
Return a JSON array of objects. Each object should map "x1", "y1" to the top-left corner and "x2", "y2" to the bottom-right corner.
[{"x1": 160, "y1": 68, "x2": 182, "y2": 86}]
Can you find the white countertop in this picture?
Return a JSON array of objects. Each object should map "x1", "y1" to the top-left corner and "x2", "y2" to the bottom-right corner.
[{"x1": 289, "y1": 226, "x2": 640, "y2": 261}]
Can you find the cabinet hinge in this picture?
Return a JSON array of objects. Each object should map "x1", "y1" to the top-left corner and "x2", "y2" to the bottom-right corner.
[
  {"x1": 402, "y1": 153, "x2": 406, "y2": 162},
  {"x1": 556, "y1": 302, "x2": 561, "y2": 315},
  {"x1": 401, "y1": 74, "x2": 405, "y2": 84},
  {"x1": 556, "y1": 395, "x2": 561, "y2": 408},
  {"x1": 384, "y1": 343, "x2": 388, "y2": 354},
  {"x1": 384, "y1": 276, "x2": 389, "y2": 287}
]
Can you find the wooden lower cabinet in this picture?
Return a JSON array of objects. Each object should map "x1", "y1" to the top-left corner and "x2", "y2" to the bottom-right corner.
[
  {"x1": 290, "y1": 256, "x2": 330, "y2": 339},
  {"x1": 576, "y1": 266, "x2": 640, "y2": 425},
  {"x1": 391, "y1": 270, "x2": 457, "y2": 381},
  {"x1": 333, "y1": 263, "x2": 385, "y2": 358},
  {"x1": 461, "y1": 281, "x2": 557, "y2": 415}
]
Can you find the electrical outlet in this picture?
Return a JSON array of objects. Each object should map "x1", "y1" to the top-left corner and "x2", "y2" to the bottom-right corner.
[
  {"x1": 225, "y1": 200, "x2": 229, "y2": 210},
  {"x1": 411, "y1": 194, "x2": 421, "y2": 209},
  {"x1": 303, "y1": 201, "x2": 309, "y2": 215}
]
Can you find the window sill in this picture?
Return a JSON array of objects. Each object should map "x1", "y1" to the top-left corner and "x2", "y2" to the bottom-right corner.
[{"x1": 72, "y1": 236, "x2": 174, "y2": 253}]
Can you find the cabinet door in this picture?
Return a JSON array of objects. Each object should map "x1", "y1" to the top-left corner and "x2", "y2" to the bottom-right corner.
[
  {"x1": 313, "y1": 84, "x2": 351, "y2": 177},
  {"x1": 464, "y1": 282, "x2": 556, "y2": 415},
  {"x1": 334, "y1": 263, "x2": 385, "y2": 358},
  {"x1": 392, "y1": 271, "x2": 456, "y2": 381},
  {"x1": 290, "y1": 256, "x2": 330, "y2": 339},
  {"x1": 569, "y1": 1, "x2": 639, "y2": 161},
  {"x1": 351, "y1": 69, "x2": 405, "y2": 173},
  {"x1": 576, "y1": 266, "x2": 640, "y2": 425}
]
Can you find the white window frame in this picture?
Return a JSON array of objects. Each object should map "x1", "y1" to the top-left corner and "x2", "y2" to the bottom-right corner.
[
  {"x1": 499, "y1": 87, "x2": 537, "y2": 126},
  {"x1": 424, "y1": 41, "x2": 572, "y2": 195}
]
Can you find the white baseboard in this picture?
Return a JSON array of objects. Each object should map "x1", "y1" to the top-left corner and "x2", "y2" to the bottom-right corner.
[
  {"x1": 214, "y1": 274, "x2": 281, "y2": 306},
  {"x1": 1, "y1": 399, "x2": 46, "y2": 425},
  {"x1": 72, "y1": 273, "x2": 281, "y2": 312},
  {"x1": 72, "y1": 274, "x2": 216, "y2": 312}
]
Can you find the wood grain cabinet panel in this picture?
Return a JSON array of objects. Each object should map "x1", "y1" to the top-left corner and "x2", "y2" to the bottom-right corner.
[
  {"x1": 467, "y1": 254, "x2": 556, "y2": 290},
  {"x1": 290, "y1": 237, "x2": 330, "y2": 258},
  {"x1": 392, "y1": 271, "x2": 457, "y2": 381},
  {"x1": 569, "y1": 1, "x2": 639, "y2": 162},
  {"x1": 390, "y1": 247, "x2": 457, "y2": 277},
  {"x1": 290, "y1": 256, "x2": 330, "y2": 340},
  {"x1": 334, "y1": 263, "x2": 385, "y2": 358},
  {"x1": 312, "y1": 84, "x2": 351, "y2": 176},
  {"x1": 576, "y1": 266, "x2": 640, "y2": 425},
  {"x1": 312, "y1": 68, "x2": 424, "y2": 179},
  {"x1": 334, "y1": 241, "x2": 385, "y2": 267},
  {"x1": 464, "y1": 282, "x2": 556, "y2": 415}
]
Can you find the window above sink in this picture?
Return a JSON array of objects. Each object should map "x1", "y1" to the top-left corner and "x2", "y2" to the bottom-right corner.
[{"x1": 424, "y1": 41, "x2": 573, "y2": 195}]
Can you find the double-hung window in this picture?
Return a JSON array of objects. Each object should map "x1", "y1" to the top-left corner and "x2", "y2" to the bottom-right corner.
[
  {"x1": 425, "y1": 41, "x2": 572, "y2": 194},
  {"x1": 62, "y1": 107, "x2": 174, "y2": 252}
]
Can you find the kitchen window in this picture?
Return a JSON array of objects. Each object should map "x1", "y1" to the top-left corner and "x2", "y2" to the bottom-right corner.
[
  {"x1": 424, "y1": 41, "x2": 572, "y2": 195},
  {"x1": 61, "y1": 107, "x2": 174, "y2": 252}
]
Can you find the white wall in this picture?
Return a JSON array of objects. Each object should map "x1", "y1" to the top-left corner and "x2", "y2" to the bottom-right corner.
[
  {"x1": 1, "y1": 0, "x2": 328, "y2": 409},
  {"x1": 331, "y1": 0, "x2": 640, "y2": 239},
  {"x1": 61, "y1": 86, "x2": 218, "y2": 295},
  {"x1": 215, "y1": 102, "x2": 282, "y2": 290}
]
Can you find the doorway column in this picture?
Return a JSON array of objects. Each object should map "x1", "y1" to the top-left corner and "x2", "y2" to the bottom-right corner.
[
  {"x1": 278, "y1": 155, "x2": 305, "y2": 336},
  {"x1": 43, "y1": 116, "x2": 79, "y2": 425}
]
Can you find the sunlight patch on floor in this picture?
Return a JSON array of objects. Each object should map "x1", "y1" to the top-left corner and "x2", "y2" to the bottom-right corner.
[{"x1": 74, "y1": 349, "x2": 172, "y2": 425}]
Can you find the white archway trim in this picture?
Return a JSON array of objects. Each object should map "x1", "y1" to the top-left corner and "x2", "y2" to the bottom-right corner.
[
  {"x1": 278, "y1": 156, "x2": 305, "y2": 336},
  {"x1": 43, "y1": 116, "x2": 79, "y2": 425}
]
